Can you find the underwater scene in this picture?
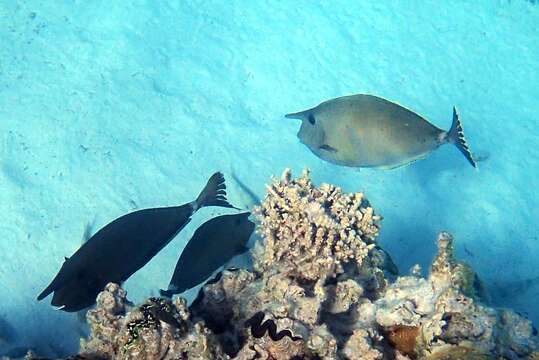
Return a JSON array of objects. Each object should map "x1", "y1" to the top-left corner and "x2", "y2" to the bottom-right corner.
[{"x1": 0, "y1": 1, "x2": 538, "y2": 359}]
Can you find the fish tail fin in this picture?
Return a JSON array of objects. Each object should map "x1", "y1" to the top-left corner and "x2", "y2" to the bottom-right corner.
[
  {"x1": 195, "y1": 172, "x2": 236, "y2": 210},
  {"x1": 447, "y1": 107, "x2": 477, "y2": 168}
]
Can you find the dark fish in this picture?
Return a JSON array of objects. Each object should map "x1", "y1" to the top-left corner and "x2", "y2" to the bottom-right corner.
[
  {"x1": 160, "y1": 212, "x2": 255, "y2": 297},
  {"x1": 37, "y1": 172, "x2": 234, "y2": 312},
  {"x1": 286, "y1": 94, "x2": 476, "y2": 169}
]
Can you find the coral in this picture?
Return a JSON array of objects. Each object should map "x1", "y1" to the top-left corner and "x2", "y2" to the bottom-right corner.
[
  {"x1": 342, "y1": 329, "x2": 383, "y2": 360},
  {"x1": 383, "y1": 325, "x2": 419, "y2": 357},
  {"x1": 252, "y1": 168, "x2": 381, "y2": 284},
  {"x1": 24, "y1": 169, "x2": 538, "y2": 360},
  {"x1": 377, "y1": 232, "x2": 538, "y2": 359},
  {"x1": 189, "y1": 169, "x2": 388, "y2": 358},
  {"x1": 79, "y1": 283, "x2": 226, "y2": 360},
  {"x1": 421, "y1": 344, "x2": 491, "y2": 360}
]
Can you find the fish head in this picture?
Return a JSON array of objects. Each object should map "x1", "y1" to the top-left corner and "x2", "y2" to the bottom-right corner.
[
  {"x1": 50, "y1": 270, "x2": 105, "y2": 312},
  {"x1": 233, "y1": 212, "x2": 255, "y2": 250},
  {"x1": 217, "y1": 212, "x2": 255, "y2": 253},
  {"x1": 285, "y1": 109, "x2": 326, "y2": 151}
]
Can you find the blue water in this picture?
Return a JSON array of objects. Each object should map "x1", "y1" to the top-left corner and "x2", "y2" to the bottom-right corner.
[{"x1": 0, "y1": 1, "x2": 537, "y2": 357}]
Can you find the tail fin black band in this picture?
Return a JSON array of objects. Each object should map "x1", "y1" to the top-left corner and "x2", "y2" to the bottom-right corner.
[{"x1": 448, "y1": 107, "x2": 477, "y2": 168}]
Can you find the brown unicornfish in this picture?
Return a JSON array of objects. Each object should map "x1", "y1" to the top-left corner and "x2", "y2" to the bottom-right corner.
[{"x1": 286, "y1": 94, "x2": 476, "y2": 169}]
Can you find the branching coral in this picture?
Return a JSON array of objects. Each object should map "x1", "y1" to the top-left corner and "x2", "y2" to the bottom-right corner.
[
  {"x1": 252, "y1": 168, "x2": 381, "y2": 283},
  {"x1": 19, "y1": 169, "x2": 538, "y2": 360},
  {"x1": 377, "y1": 232, "x2": 538, "y2": 359}
]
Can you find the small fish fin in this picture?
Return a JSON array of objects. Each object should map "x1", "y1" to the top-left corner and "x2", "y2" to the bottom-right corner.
[
  {"x1": 319, "y1": 144, "x2": 338, "y2": 153},
  {"x1": 376, "y1": 160, "x2": 417, "y2": 170},
  {"x1": 159, "y1": 288, "x2": 174, "y2": 298},
  {"x1": 447, "y1": 107, "x2": 477, "y2": 168},
  {"x1": 195, "y1": 172, "x2": 237, "y2": 210},
  {"x1": 81, "y1": 219, "x2": 95, "y2": 244},
  {"x1": 64, "y1": 256, "x2": 69, "y2": 261}
]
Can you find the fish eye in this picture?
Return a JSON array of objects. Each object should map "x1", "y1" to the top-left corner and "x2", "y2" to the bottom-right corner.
[{"x1": 308, "y1": 114, "x2": 316, "y2": 125}]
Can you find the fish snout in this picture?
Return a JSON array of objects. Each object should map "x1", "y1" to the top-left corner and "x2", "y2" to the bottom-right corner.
[{"x1": 285, "y1": 110, "x2": 307, "y2": 120}]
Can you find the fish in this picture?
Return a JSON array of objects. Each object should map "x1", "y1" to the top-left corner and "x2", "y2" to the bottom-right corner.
[
  {"x1": 37, "y1": 172, "x2": 234, "y2": 312},
  {"x1": 286, "y1": 94, "x2": 476, "y2": 169},
  {"x1": 160, "y1": 212, "x2": 255, "y2": 297}
]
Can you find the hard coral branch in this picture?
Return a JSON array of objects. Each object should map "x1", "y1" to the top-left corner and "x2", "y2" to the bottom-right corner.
[{"x1": 21, "y1": 169, "x2": 537, "y2": 360}]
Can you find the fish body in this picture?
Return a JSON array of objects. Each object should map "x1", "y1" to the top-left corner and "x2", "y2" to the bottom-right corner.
[
  {"x1": 160, "y1": 212, "x2": 255, "y2": 297},
  {"x1": 286, "y1": 94, "x2": 476, "y2": 169},
  {"x1": 37, "y1": 172, "x2": 234, "y2": 312}
]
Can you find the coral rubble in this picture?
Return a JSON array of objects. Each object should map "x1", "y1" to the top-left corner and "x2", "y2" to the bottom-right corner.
[
  {"x1": 21, "y1": 169, "x2": 538, "y2": 359},
  {"x1": 78, "y1": 283, "x2": 226, "y2": 360}
]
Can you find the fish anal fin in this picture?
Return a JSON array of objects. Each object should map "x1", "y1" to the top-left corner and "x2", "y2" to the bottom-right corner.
[
  {"x1": 375, "y1": 152, "x2": 429, "y2": 170},
  {"x1": 81, "y1": 217, "x2": 97, "y2": 244}
]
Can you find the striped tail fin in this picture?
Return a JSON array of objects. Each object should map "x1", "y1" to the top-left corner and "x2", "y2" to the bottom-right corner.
[{"x1": 447, "y1": 107, "x2": 477, "y2": 168}]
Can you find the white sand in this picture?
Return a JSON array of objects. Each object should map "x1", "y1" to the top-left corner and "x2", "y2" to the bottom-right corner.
[{"x1": 0, "y1": 1, "x2": 537, "y2": 356}]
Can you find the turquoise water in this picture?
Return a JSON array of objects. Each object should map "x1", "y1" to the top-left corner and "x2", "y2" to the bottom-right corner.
[{"x1": 0, "y1": 1, "x2": 538, "y2": 357}]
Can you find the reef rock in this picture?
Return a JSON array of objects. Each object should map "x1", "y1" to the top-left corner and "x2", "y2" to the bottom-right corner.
[
  {"x1": 79, "y1": 283, "x2": 226, "y2": 360},
  {"x1": 24, "y1": 169, "x2": 538, "y2": 360}
]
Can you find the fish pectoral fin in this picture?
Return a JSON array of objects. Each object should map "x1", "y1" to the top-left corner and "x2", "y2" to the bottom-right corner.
[
  {"x1": 319, "y1": 144, "x2": 338, "y2": 153},
  {"x1": 81, "y1": 219, "x2": 95, "y2": 244}
]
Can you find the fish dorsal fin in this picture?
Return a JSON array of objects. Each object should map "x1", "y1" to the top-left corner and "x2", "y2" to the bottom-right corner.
[{"x1": 81, "y1": 219, "x2": 96, "y2": 244}]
